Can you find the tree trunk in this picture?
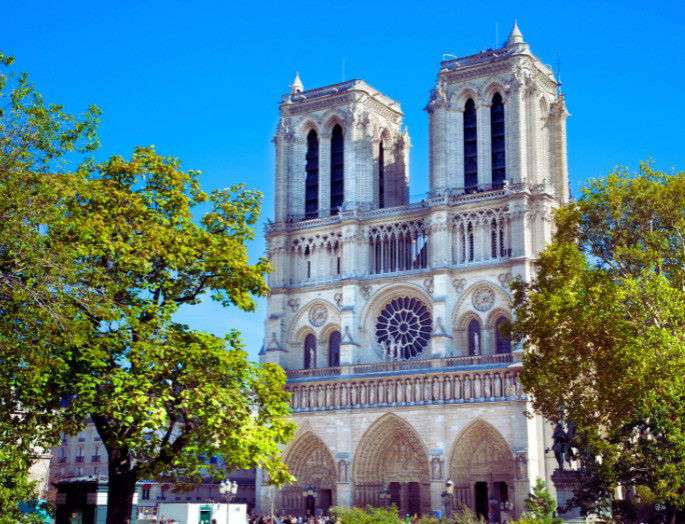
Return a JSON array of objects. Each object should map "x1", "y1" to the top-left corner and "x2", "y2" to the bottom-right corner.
[{"x1": 106, "y1": 467, "x2": 138, "y2": 524}]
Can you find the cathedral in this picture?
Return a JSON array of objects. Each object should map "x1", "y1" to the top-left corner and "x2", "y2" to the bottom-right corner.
[{"x1": 256, "y1": 22, "x2": 569, "y2": 520}]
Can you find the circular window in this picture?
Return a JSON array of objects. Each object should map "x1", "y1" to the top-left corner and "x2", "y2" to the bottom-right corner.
[{"x1": 375, "y1": 296, "x2": 432, "y2": 360}]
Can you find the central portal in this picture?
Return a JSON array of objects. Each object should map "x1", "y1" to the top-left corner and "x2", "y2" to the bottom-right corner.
[{"x1": 353, "y1": 414, "x2": 430, "y2": 516}]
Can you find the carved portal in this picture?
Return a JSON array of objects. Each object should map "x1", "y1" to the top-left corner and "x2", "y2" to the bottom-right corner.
[
  {"x1": 352, "y1": 413, "x2": 430, "y2": 515},
  {"x1": 449, "y1": 420, "x2": 515, "y2": 508},
  {"x1": 281, "y1": 432, "x2": 337, "y2": 513}
]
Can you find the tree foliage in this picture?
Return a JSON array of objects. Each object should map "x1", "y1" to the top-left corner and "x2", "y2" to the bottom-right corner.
[
  {"x1": 0, "y1": 53, "x2": 295, "y2": 523},
  {"x1": 54, "y1": 146, "x2": 295, "y2": 522},
  {"x1": 330, "y1": 505, "x2": 484, "y2": 524},
  {"x1": 512, "y1": 163, "x2": 685, "y2": 516},
  {"x1": 511, "y1": 478, "x2": 562, "y2": 524},
  {"x1": 0, "y1": 51, "x2": 99, "y2": 521}
]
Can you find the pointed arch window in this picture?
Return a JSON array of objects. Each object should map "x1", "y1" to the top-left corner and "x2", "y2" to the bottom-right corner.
[
  {"x1": 330, "y1": 124, "x2": 344, "y2": 213},
  {"x1": 329, "y1": 331, "x2": 341, "y2": 367},
  {"x1": 495, "y1": 317, "x2": 511, "y2": 353},
  {"x1": 491, "y1": 93, "x2": 506, "y2": 188},
  {"x1": 305, "y1": 130, "x2": 319, "y2": 219},
  {"x1": 304, "y1": 334, "x2": 316, "y2": 369},
  {"x1": 467, "y1": 223, "x2": 474, "y2": 262},
  {"x1": 464, "y1": 98, "x2": 478, "y2": 192},
  {"x1": 378, "y1": 139, "x2": 385, "y2": 208},
  {"x1": 467, "y1": 319, "x2": 481, "y2": 356}
]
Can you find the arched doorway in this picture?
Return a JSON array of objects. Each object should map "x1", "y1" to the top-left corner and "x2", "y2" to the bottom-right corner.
[
  {"x1": 353, "y1": 413, "x2": 430, "y2": 516},
  {"x1": 281, "y1": 432, "x2": 337, "y2": 515},
  {"x1": 448, "y1": 420, "x2": 515, "y2": 520}
]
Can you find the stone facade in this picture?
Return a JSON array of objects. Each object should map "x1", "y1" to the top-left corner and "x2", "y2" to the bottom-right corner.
[{"x1": 258, "y1": 23, "x2": 568, "y2": 520}]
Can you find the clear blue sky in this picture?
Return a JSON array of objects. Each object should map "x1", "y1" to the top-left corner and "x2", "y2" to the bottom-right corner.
[{"x1": 6, "y1": 1, "x2": 684, "y2": 361}]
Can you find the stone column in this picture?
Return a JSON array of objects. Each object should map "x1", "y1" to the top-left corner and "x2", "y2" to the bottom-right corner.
[
  {"x1": 273, "y1": 131, "x2": 287, "y2": 222},
  {"x1": 507, "y1": 84, "x2": 527, "y2": 186},
  {"x1": 291, "y1": 136, "x2": 306, "y2": 219},
  {"x1": 428, "y1": 104, "x2": 447, "y2": 195},
  {"x1": 340, "y1": 283, "x2": 361, "y2": 365},
  {"x1": 550, "y1": 96, "x2": 570, "y2": 202}
]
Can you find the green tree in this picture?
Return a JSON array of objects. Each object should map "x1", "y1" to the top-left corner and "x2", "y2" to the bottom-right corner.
[
  {"x1": 0, "y1": 51, "x2": 99, "y2": 522},
  {"x1": 51, "y1": 147, "x2": 295, "y2": 523},
  {"x1": 0, "y1": 53, "x2": 295, "y2": 523},
  {"x1": 512, "y1": 163, "x2": 685, "y2": 521},
  {"x1": 512, "y1": 478, "x2": 562, "y2": 524}
]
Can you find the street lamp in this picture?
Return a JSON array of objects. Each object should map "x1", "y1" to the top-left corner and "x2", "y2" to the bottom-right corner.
[
  {"x1": 441, "y1": 480, "x2": 454, "y2": 520},
  {"x1": 379, "y1": 487, "x2": 391, "y2": 507},
  {"x1": 302, "y1": 485, "x2": 317, "y2": 516},
  {"x1": 219, "y1": 480, "x2": 239, "y2": 524}
]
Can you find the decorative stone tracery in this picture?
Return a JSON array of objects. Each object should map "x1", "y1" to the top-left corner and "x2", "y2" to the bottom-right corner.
[
  {"x1": 375, "y1": 296, "x2": 432, "y2": 360},
  {"x1": 353, "y1": 413, "x2": 430, "y2": 514},
  {"x1": 449, "y1": 420, "x2": 515, "y2": 502},
  {"x1": 281, "y1": 432, "x2": 337, "y2": 513}
]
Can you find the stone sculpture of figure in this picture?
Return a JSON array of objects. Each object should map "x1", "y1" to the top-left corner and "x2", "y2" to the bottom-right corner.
[
  {"x1": 309, "y1": 346, "x2": 316, "y2": 369},
  {"x1": 515, "y1": 452, "x2": 528, "y2": 480},
  {"x1": 473, "y1": 334, "x2": 480, "y2": 356},
  {"x1": 393, "y1": 339, "x2": 402, "y2": 361},
  {"x1": 552, "y1": 421, "x2": 567, "y2": 470},
  {"x1": 338, "y1": 459, "x2": 348, "y2": 482},
  {"x1": 381, "y1": 339, "x2": 390, "y2": 360}
]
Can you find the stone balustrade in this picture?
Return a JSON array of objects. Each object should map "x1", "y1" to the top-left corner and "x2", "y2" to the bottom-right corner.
[
  {"x1": 286, "y1": 365, "x2": 523, "y2": 413},
  {"x1": 285, "y1": 353, "x2": 514, "y2": 381}
]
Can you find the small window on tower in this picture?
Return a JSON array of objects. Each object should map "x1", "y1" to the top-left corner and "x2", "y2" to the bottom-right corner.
[
  {"x1": 490, "y1": 93, "x2": 506, "y2": 188},
  {"x1": 305, "y1": 129, "x2": 319, "y2": 219},
  {"x1": 378, "y1": 140, "x2": 385, "y2": 208},
  {"x1": 330, "y1": 124, "x2": 344, "y2": 213},
  {"x1": 464, "y1": 98, "x2": 478, "y2": 192}
]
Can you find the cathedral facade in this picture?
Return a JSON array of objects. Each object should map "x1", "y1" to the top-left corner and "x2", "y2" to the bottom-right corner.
[{"x1": 257, "y1": 23, "x2": 569, "y2": 519}]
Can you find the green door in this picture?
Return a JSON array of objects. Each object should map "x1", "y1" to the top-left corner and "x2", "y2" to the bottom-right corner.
[{"x1": 199, "y1": 508, "x2": 212, "y2": 523}]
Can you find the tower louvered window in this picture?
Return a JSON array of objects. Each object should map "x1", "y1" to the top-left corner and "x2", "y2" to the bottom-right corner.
[
  {"x1": 464, "y1": 98, "x2": 478, "y2": 192},
  {"x1": 305, "y1": 130, "x2": 319, "y2": 219},
  {"x1": 330, "y1": 124, "x2": 344, "y2": 213},
  {"x1": 329, "y1": 331, "x2": 341, "y2": 367},
  {"x1": 495, "y1": 317, "x2": 511, "y2": 353},
  {"x1": 378, "y1": 140, "x2": 385, "y2": 208},
  {"x1": 491, "y1": 93, "x2": 506, "y2": 188}
]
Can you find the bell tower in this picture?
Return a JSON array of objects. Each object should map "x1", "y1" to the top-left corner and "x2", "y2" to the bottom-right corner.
[
  {"x1": 427, "y1": 22, "x2": 569, "y2": 203},
  {"x1": 272, "y1": 76, "x2": 409, "y2": 223}
]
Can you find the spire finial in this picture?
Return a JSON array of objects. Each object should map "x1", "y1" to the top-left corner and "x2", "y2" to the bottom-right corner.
[
  {"x1": 507, "y1": 19, "x2": 524, "y2": 46},
  {"x1": 290, "y1": 71, "x2": 304, "y2": 93}
]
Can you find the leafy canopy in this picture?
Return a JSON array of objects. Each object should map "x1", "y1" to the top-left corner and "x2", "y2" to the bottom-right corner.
[
  {"x1": 512, "y1": 162, "x2": 685, "y2": 513},
  {"x1": 0, "y1": 50, "x2": 295, "y2": 523},
  {"x1": 52, "y1": 146, "x2": 296, "y2": 522},
  {"x1": 0, "y1": 51, "x2": 99, "y2": 522}
]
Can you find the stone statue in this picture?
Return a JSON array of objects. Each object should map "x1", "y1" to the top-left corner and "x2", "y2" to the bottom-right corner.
[
  {"x1": 381, "y1": 339, "x2": 391, "y2": 360},
  {"x1": 338, "y1": 459, "x2": 348, "y2": 482},
  {"x1": 473, "y1": 333, "x2": 481, "y2": 355},
  {"x1": 515, "y1": 451, "x2": 528, "y2": 480},
  {"x1": 309, "y1": 346, "x2": 316, "y2": 369},
  {"x1": 552, "y1": 419, "x2": 576, "y2": 470}
]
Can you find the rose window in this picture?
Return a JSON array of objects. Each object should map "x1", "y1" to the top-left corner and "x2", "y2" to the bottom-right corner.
[{"x1": 375, "y1": 296, "x2": 431, "y2": 360}]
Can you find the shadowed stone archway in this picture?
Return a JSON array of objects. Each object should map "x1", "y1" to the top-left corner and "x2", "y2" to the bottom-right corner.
[
  {"x1": 449, "y1": 420, "x2": 515, "y2": 518},
  {"x1": 280, "y1": 432, "x2": 337, "y2": 514},
  {"x1": 353, "y1": 413, "x2": 430, "y2": 515}
]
